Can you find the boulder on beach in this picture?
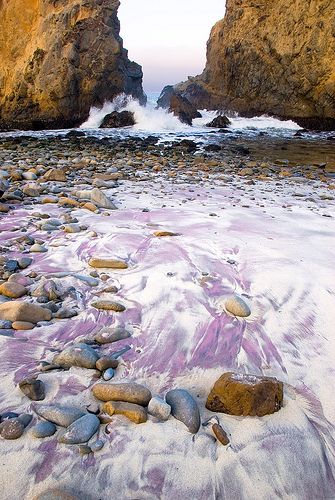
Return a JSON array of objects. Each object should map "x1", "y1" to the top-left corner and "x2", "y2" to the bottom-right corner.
[
  {"x1": 92, "y1": 382, "x2": 152, "y2": 406},
  {"x1": 165, "y1": 389, "x2": 200, "y2": 434},
  {"x1": 53, "y1": 344, "x2": 99, "y2": 369},
  {"x1": 157, "y1": 85, "x2": 201, "y2": 125},
  {"x1": 102, "y1": 401, "x2": 147, "y2": 424},
  {"x1": 100, "y1": 111, "x2": 135, "y2": 128},
  {"x1": 43, "y1": 168, "x2": 67, "y2": 182},
  {"x1": 0, "y1": 418, "x2": 24, "y2": 440},
  {"x1": 91, "y1": 300, "x2": 126, "y2": 312},
  {"x1": 0, "y1": 301, "x2": 52, "y2": 323},
  {"x1": 206, "y1": 372, "x2": 284, "y2": 417}
]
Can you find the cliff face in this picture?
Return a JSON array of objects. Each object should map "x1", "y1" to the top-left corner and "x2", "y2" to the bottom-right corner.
[
  {"x1": 177, "y1": 0, "x2": 335, "y2": 130},
  {"x1": 0, "y1": 0, "x2": 145, "y2": 130}
]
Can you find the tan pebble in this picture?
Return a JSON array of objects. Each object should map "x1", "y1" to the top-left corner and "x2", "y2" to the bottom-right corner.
[
  {"x1": 153, "y1": 231, "x2": 179, "y2": 237},
  {"x1": 212, "y1": 423, "x2": 230, "y2": 445},
  {"x1": 12, "y1": 321, "x2": 35, "y2": 330},
  {"x1": 0, "y1": 282, "x2": 27, "y2": 298},
  {"x1": 91, "y1": 300, "x2": 125, "y2": 312},
  {"x1": 88, "y1": 258, "x2": 128, "y2": 269},
  {"x1": 102, "y1": 401, "x2": 147, "y2": 424}
]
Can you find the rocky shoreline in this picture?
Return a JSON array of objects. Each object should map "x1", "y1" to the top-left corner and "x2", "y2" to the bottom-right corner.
[{"x1": 0, "y1": 134, "x2": 335, "y2": 498}]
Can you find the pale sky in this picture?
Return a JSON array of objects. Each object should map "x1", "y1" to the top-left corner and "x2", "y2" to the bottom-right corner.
[{"x1": 118, "y1": 1, "x2": 225, "y2": 93}]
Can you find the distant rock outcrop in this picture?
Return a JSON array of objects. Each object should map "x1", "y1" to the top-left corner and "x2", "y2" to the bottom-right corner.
[
  {"x1": 157, "y1": 85, "x2": 201, "y2": 125},
  {"x1": 0, "y1": 0, "x2": 146, "y2": 130},
  {"x1": 176, "y1": 0, "x2": 335, "y2": 130}
]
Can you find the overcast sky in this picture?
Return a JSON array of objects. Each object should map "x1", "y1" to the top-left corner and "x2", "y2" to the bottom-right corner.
[{"x1": 119, "y1": 0, "x2": 225, "y2": 93}]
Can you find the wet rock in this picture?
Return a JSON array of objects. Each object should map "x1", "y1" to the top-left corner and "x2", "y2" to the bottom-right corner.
[
  {"x1": 0, "y1": 411, "x2": 19, "y2": 422},
  {"x1": 43, "y1": 168, "x2": 67, "y2": 182},
  {"x1": 148, "y1": 396, "x2": 171, "y2": 421},
  {"x1": 91, "y1": 300, "x2": 125, "y2": 312},
  {"x1": 0, "y1": 418, "x2": 24, "y2": 439},
  {"x1": 165, "y1": 389, "x2": 200, "y2": 434},
  {"x1": 92, "y1": 382, "x2": 152, "y2": 406},
  {"x1": 157, "y1": 85, "x2": 201, "y2": 125},
  {"x1": 206, "y1": 372, "x2": 283, "y2": 417},
  {"x1": 212, "y1": 422, "x2": 230, "y2": 445},
  {"x1": 53, "y1": 344, "x2": 99, "y2": 369},
  {"x1": 19, "y1": 377, "x2": 45, "y2": 401},
  {"x1": 94, "y1": 326, "x2": 131, "y2": 344},
  {"x1": 0, "y1": 282, "x2": 27, "y2": 298},
  {"x1": 58, "y1": 414, "x2": 100, "y2": 444},
  {"x1": 30, "y1": 243, "x2": 48, "y2": 253},
  {"x1": 102, "y1": 401, "x2": 147, "y2": 424},
  {"x1": 32, "y1": 421, "x2": 57, "y2": 438},
  {"x1": 100, "y1": 110, "x2": 135, "y2": 128},
  {"x1": 96, "y1": 356, "x2": 119, "y2": 371},
  {"x1": 54, "y1": 307, "x2": 78, "y2": 319},
  {"x1": 0, "y1": 320, "x2": 12, "y2": 329},
  {"x1": 4, "y1": 260, "x2": 19, "y2": 273},
  {"x1": 224, "y1": 295, "x2": 251, "y2": 317},
  {"x1": 12, "y1": 321, "x2": 35, "y2": 330},
  {"x1": 206, "y1": 115, "x2": 231, "y2": 128},
  {"x1": 88, "y1": 258, "x2": 128, "y2": 269},
  {"x1": 34, "y1": 404, "x2": 85, "y2": 427},
  {"x1": 0, "y1": 301, "x2": 52, "y2": 323}
]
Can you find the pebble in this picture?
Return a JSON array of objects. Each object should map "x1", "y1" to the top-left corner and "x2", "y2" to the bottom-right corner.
[
  {"x1": 33, "y1": 404, "x2": 85, "y2": 427},
  {"x1": 18, "y1": 257, "x2": 33, "y2": 269},
  {"x1": 12, "y1": 321, "x2": 35, "y2": 330},
  {"x1": 148, "y1": 396, "x2": 171, "y2": 421},
  {"x1": 30, "y1": 244, "x2": 48, "y2": 253},
  {"x1": 19, "y1": 377, "x2": 46, "y2": 401},
  {"x1": 92, "y1": 382, "x2": 152, "y2": 406},
  {"x1": 212, "y1": 422, "x2": 230, "y2": 445},
  {"x1": 96, "y1": 356, "x2": 119, "y2": 371},
  {"x1": 91, "y1": 300, "x2": 126, "y2": 312},
  {"x1": 90, "y1": 188, "x2": 117, "y2": 209},
  {"x1": 53, "y1": 343, "x2": 99, "y2": 369},
  {"x1": 0, "y1": 301, "x2": 52, "y2": 323},
  {"x1": 32, "y1": 421, "x2": 57, "y2": 438},
  {"x1": 224, "y1": 295, "x2": 251, "y2": 318},
  {"x1": 0, "y1": 418, "x2": 24, "y2": 439},
  {"x1": 78, "y1": 444, "x2": 92, "y2": 455},
  {"x1": 94, "y1": 326, "x2": 131, "y2": 344},
  {"x1": 102, "y1": 401, "x2": 147, "y2": 424},
  {"x1": 88, "y1": 258, "x2": 128, "y2": 269},
  {"x1": 0, "y1": 320, "x2": 12, "y2": 329},
  {"x1": 90, "y1": 439, "x2": 105, "y2": 452},
  {"x1": 17, "y1": 413, "x2": 33, "y2": 428},
  {"x1": 0, "y1": 411, "x2": 19, "y2": 422},
  {"x1": 103, "y1": 368, "x2": 115, "y2": 381},
  {"x1": 58, "y1": 414, "x2": 100, "y2": 444},
  {"x1": 165, "y1": 389, "x2": 201, "y2": 434},
  {"x1": 153, "y1": 231, "x2": 179, "y2": 237}
]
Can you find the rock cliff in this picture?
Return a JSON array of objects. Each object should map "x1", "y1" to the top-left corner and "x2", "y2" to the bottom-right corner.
[
  {"x1": 0, "y1": 0, "x2": 145, "y2": 130},
  {"x1": 177, "y1": 0, "x2": 335, "y2": 130}
]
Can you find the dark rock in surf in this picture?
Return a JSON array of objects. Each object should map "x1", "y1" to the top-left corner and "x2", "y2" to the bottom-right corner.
[
  {"x1": 157, "y1": 85, "x2": 201, "y2": 125},
  {"x1": 100, "y1": 111, "x2": 135, "y2": 128},
  {"x1": 206, "y1": 115, "x2": 231, "y2": 128}
]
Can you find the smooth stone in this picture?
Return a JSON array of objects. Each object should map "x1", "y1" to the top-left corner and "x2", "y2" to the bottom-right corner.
[
  {"x1": 103, "y1": 368, "x2": 115, "y2": 381},
  {"x1": 30, "y1": 244, "x2": 48, "y2": 253},
  {"x1": 54, "y1": 307, "x2": 78, "y2": 319},
  {"x1": 94, "y1": 326, "x2": 131, "y2": 344},
  {"x1": 148, "y1": 396, "x2": 171, "y2": 421},
  {"x1": 153, "y1": 231, "x2": 179, "y2": 237},
  {"x1": 19, "y1": 377, "x2": 45, "y2": 401},
  {"x1": 53, "y1": 344, "x2": 99, "y2": 369},
  {"x1": 63, "y1": 224, "x2": 82, "y2": 233},
  {"x1": 34, "y1": 404, "x2": 85, "y2": 427},
  {"x1": 78, "y1": 444, "x2": 92, "y2": 455},
  {"x1": 88, "y1": 258, "x2": 128, "y2": 269},
  {"x1": 73, "y1": 274, "x2": 99, "y2": 286},
  {"x1": 102, "y1": 401, "x2": 147, "y2": 424},
  {"x1": 212, "y1": 423, "x2": 230, "y2": 445},
  {"x1": 0, "y1": 411, "x2": 19, "y2": 422},
  {"x1": 224, "y1": 295, "x2": 251, "y2": 318},
  {"x1": 0, "y1": 320, "x2": 12, "y2": 329},
  {"x1": 90, "y1": 188, "x2": 117, "y2": 209},
  {"x1": 206, "y1": 372, "x2": 283, "y2": 417},
  {"x1": 0, "y1": 418, "x2": 24, "y2": 439},
  {"x1": 17, "y1": 413, "x2": 33, "y2": 428},
  {"x1": 32, "y1": 489, "x2": 78, "y2": 500},
  {"x1": 32, "y1": 421, "x2": 57, "y2": 438},
  {"x1": 12, "y1": 321, "x2": 35, "y2": 330},
  {"x1": 96, "y1": 356, "x2": 119, "y2": 371},
  {"x1": 91, "y1": 300, "x2": 125, "y2": 312},
  {"x1": 92, "y1": 382, "x2": 152, "y2": 406},
  {"x1": 58, "y1": 414, "x2": 100, "y2": 444},
  {"x1": 18, "y1": 257, "x2": 33, "y2": 269},
  {"x1": 90, "y1": 439, "x2": 105, "y2": 452},
  {"x1": 4, "y1": 260, "x2": 19, "y2": 272},
  {"x1": 165, "y1": 389, "x2": 201, "y2": 434},
  {"x1": 0, "y1": 282, "x2": 27, "y2": 298},
  {"x1": 0, "y1": 301, "x2": 52, "y2": 323}
]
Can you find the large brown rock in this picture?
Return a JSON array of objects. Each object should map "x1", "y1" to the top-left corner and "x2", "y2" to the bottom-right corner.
[
  {"x1": 157, "y1": 85, "x2": 201, "y2": 125},
  {"x1": 176, "y1": 0, "x2": 335, "y2": 130},
  {"x1": 100, "y1": 110, "x2": 135, "y2": 128},
  {"x1": 206, "y1": 372, "x2": 283, "y2": 417},
  {"x1": 0, "y1": 301, "x2": 52, "y2": 323},
  {"x1": 0, "y1": 0, "x2": 145, "y2": 130}
]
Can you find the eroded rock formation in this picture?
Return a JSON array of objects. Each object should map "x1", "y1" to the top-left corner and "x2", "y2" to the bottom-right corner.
[
  {"x1": 0, "y1": 0, "x2": 145, "y2": 130},
  {"x1": 177, "y1": 0, "x2": 335, "y2": 130}
]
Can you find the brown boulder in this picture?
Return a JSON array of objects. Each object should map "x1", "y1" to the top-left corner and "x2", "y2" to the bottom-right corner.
[
  {"x1": 157, "y1": 85, "x2": 201, "y2": 125},
  {"x1": 100, "y1": 111, "x2": 135, "y2": 128},
  {"x1": 206, "y1": 372, "x2": 283, "y2": 417},
  {"x1": 43, "y1": 169, "x2": 67, "y2": 182},
  {"x1": 0, "y1": 301, "x2": 52, "y2": 323}
]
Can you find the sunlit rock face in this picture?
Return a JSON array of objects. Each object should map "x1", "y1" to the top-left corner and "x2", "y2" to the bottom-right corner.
[
  {"x1": 177, "y1": 0, "x2": 335, "y2": 130},
  {"x1": 0, "y1": 0, "x2": 145, "y2": 130}
]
